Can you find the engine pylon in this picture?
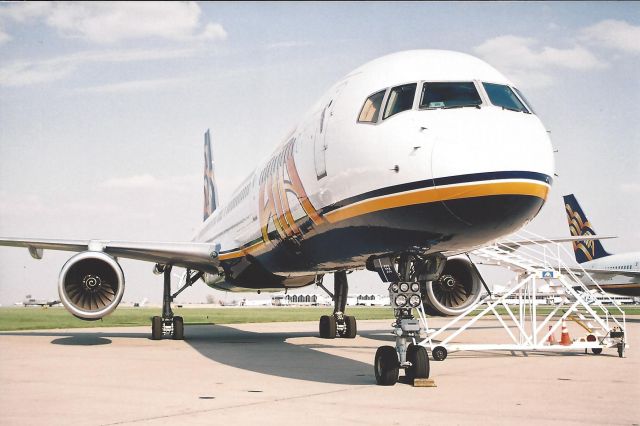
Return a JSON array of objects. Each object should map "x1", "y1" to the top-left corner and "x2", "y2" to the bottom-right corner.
[{"x1": 559, "y1": 320, "x2": 572, "y2": 346}]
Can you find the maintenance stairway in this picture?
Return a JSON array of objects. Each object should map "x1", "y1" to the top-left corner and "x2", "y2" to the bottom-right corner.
[{"x1": 416, "y1": 230, "x2": 628, "y2": 360}]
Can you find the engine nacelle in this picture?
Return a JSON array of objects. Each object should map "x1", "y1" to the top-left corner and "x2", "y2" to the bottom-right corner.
[
  {"x1": 423, "y1": 256, "x2": 483, "y2": 316},
  {"x1": 58, "y1": 251, "x2": 125, "y2": 320}
]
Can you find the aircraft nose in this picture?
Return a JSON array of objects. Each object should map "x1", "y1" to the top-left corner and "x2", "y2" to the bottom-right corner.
[{"x1": 429, "y1": 108, "x2": 553, "y2": 229}]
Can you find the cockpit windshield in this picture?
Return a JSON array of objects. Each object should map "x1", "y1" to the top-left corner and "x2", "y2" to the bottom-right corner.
[
  {"x1": 419, "y1": 82, "x2": 482, "y2": 109},
  {"x1": 483, "y1": 83, "x2": 530, "y2": 113}
]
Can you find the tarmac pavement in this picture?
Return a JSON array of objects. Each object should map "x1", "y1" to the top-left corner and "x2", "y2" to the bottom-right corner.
[{"x1": 0, "y1": 318, "x2": 638, "y2": 425}]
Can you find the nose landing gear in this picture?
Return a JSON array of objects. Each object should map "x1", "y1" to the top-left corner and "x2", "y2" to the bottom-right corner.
[{"x1": 371, "y1": 253, "x2": 436, "y2": 385}]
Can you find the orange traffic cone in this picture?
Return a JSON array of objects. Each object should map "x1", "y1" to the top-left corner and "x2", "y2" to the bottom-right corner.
[
  {"x1": 547, "y1": 326, "x2": 557, "y2": 345},
  {"x1": 559, "y1": 320, "x2": 572, "y2": 346}
]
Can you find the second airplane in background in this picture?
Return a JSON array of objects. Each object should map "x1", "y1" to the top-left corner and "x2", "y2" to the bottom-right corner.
[{"x1": 563, "y1": 194, "x2": 639, "y2": 296}]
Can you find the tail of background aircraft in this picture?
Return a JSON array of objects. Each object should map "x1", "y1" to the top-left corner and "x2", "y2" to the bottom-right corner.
[
  {"x1": 203, "y1": 129, "x2": 219, "y2": 221},
  {"x1": 563, "y1": 194, "x2": 611, "y2": 263}
]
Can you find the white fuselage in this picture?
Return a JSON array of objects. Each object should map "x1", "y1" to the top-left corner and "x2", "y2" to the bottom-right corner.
[{"x1": 194, "y1": 50, "x2": 554, "y2": 291}]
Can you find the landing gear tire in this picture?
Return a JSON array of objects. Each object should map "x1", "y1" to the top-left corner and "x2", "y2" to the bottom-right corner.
[
  {"x1": 172, "y1": 316, "x2": 184, "y2": 340},
  {"x1": 151, "y1": 316, "x2": 162, "y2": 340},
  {"x1": 432, "y1": 345, "x2": 448, "y2": 361},
  {"x1": 344, "y1": 315, "x2": 357, "y2": 339},
  {"x1": 617, "y1": 343, "x2": 625, "y2": 358},
  {"x1": 319, "y1": 315, "x2": 337, "y2": 339},
  {"x1": 406, "y1": 344, "x2": 430, "y2": 381},
  {"x1": 375, "y1": 346, "x2": 399, "y2": 386},
  {"x1": 591, "y1": 348, "x2": 603, "y2": 355}
]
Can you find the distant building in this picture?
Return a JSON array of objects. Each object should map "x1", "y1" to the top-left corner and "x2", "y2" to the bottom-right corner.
[{"x1": 271, "y1": 293, "x2": 389, "y2": 306}]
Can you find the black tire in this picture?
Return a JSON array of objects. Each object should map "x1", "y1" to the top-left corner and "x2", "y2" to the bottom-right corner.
[
  {"x1": 319, "y1": 315, "x2": 337, "y2": 339},
  {"x1": 591, "y1": 347, "x2": 603, "y2": 355},
  {"x1": 374, "y1": 346, "x2": 399, "y2": 386},
  {"x1": 172, "y1": 316, "x2": 184, "y2": 340},
  {"x1": 344, "y1": 315, "x2": 357, "y2": 339},
  {"x1": 151, "y1": 316, "x2": 162, "y2": 340},
  {"x1": 406, "y1": 344, "x2": 430, "y2": 381},
  {"x1": 432, "y1": 345, "x2": 448, "y2": 361},
  {"x1": 617, "y1": 344, "x2": 624, "y2": 358}
]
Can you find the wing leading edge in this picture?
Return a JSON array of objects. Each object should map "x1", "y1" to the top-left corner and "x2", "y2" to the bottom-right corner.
[{"x1": 0, "y1": 237, "x2": 220, "y2": 272}]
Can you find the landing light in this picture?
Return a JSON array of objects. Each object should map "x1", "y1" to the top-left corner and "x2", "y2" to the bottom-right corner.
[{"x1": 395, "y1": 294, "x2": 407, "y2": 307}]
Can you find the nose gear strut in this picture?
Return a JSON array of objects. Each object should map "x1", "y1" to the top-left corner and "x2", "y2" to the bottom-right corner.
[{"x1": 373, "y1": 253, "x2": 431, "y2": 385}]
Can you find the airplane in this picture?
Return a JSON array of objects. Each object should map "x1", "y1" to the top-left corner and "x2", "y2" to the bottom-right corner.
[
  {"x1": 17, "y1": 294, "x2": 61, "y2": 307},
  {"x1": 0, "y1": 49, "x2": 554, "y2": 385},
  {"x1": 563, "y1": 194, "x2": 639, "y2": 296}
]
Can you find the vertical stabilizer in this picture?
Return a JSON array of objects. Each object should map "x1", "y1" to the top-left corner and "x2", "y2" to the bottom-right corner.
[
  {"x1": 563, "y1": 194, "x2": 611, "y2": 263},
  {"x1": 203, "y1": 129, "x2": 219, "y2": 221}
]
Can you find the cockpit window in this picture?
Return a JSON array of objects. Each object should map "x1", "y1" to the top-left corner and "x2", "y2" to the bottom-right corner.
[
  {"x1": 383, "y1": 83, "x2": 417, "y2": 119},
  {"x1": 513, "y1": 87, "x2": 535, "y2": 114},
  {"x1": 420, "y1": 82, "x2": 482, "y2": 109},
  {"x1": 483, "y1": 83, "x2": 530, "y2": 113},
  {"x1": 358, "y1": 90, "x2": 386, "y2": 123}
]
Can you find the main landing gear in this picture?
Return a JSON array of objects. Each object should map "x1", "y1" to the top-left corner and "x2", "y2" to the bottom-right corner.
[
  {"x1": 318, "y1": 271, "x2": 357, "y2": 339},
  {"x1": 151, "y1": 265, "x2": 203, "y2": 340},
  {"x1": 370, "y1": 253, "x2": 436, "y2": 386}
]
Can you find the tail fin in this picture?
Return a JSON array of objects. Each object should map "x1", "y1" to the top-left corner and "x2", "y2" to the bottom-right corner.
[
  {"x1": 203, "y1": 129, "x2": 219, "y2": 221},
  {"x1": 563, "y1": 194, "x2": 611, "y2": 263}
]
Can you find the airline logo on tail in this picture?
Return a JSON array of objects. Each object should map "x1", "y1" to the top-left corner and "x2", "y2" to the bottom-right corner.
[
  {"x1": 563, "y1": 194, "x2": 610, "y2": 263},
  {"x1": 565, "y1": 203, "x2": 597, "y2": 261},
  {"x1": 204, "y1": 130, "x2": 219, "y2": 221}
]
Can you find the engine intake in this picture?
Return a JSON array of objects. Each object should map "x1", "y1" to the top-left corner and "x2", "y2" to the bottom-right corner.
[
  {"x1": 58, "y1": 251, "x2": 125, "y2": 320},
  {"x1": 423, "y1": 256, "x2": 482, "y2": 316}
]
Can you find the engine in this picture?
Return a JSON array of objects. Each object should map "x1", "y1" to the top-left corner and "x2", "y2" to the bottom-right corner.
[
  {"x1": 423, "y1": 256, "x2": 483, "y2": 316},
  {"x1": 58, "y1": 251, "x2": 125, "y2": 320}
]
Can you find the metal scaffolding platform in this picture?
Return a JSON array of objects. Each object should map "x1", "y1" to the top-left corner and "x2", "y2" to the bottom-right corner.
[{"x1": 416, "y1": 230, "x2": 628, "y2": 360}]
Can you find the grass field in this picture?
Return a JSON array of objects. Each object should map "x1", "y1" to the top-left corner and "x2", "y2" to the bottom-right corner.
[
  {"x1": 0, "y1": 306, "x2": 397, "y2": 331},
  {"x1": 0, "y1": 305, "x2": 637, "y2": 332}
]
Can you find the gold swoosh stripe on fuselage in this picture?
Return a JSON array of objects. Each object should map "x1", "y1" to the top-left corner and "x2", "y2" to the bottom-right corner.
[
  {"x1": 324, "y1": 181, "x2": 549, "y2": 224},
  {"x1": 217, "y1": 180, "x2": 549, "y2": 260}
]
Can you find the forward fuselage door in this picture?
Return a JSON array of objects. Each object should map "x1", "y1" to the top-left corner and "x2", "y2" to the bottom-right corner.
[
  {"x1": 314, "y1": 105, "x2": 329, "y2": 179},
  {"x1": 314, "y1": 80, "x2": 349, "y2": 180}
]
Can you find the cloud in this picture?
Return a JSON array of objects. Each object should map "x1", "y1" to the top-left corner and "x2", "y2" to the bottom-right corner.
[
  {"x1": 474, "y1": 35, "x2": 606, "y2": 88},
  {"x1": 620, "y1": 183, "x2": 640, "y2": 194},
  {"x1": 0, "y1": 2, "x2": 52, "y2": 23},
  {"x1": 0, "y1": 2, "x2": 226, "y2": 44},
  {"x1": 580, "y1": 19, "x2": 640, "y2": 54},
  {"x1": 266, "y1": 41, "x2": 312, "y2": 50},
  {"x1": 0, "y1": 47, "x2": 196, "y2": 87},
  {"x1": 0, "y1": 26, "x2": 11, "y2": 44},
  {"x1": 101, "y1": 174, "x2": 199, "y2": 193},
  {"x1": 80, "y1": 77, "x2": 188, "y2": 94}
]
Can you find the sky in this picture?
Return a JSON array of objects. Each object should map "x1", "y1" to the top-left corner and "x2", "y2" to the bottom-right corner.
[{"x1": 0, "y1": 2, "x2": 638, "y2": 305}]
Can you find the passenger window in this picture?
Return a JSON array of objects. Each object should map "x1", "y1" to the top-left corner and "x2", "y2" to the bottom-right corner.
[
  {"x1": 420, "y1": 82, "x2": 481, "y2": 109},
  {"x1": 358, "y1": 90, "x2": 386, "y2": 123},
  {"x1": 383, "y1": 83, "x2": 417, "y2": 119},
  {"x1": 483, "y1": 83, "x2": 530, "y2": 113}
]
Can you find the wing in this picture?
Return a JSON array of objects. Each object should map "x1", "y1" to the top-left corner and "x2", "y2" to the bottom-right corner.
[
  {"x1": 566, "y1": 267, "x2": 639, "y2": 279},
  {"x1": 0, "y1": 237, "x2": 220, "y2": 272},
  {"x1": 498, "y1": 235, "x2": 617, "y2": 252}
]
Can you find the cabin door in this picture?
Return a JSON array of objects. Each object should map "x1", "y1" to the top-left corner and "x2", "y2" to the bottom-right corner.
[{"x1": 314, "y1": 104, "x2": 330, "y2": 180}]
